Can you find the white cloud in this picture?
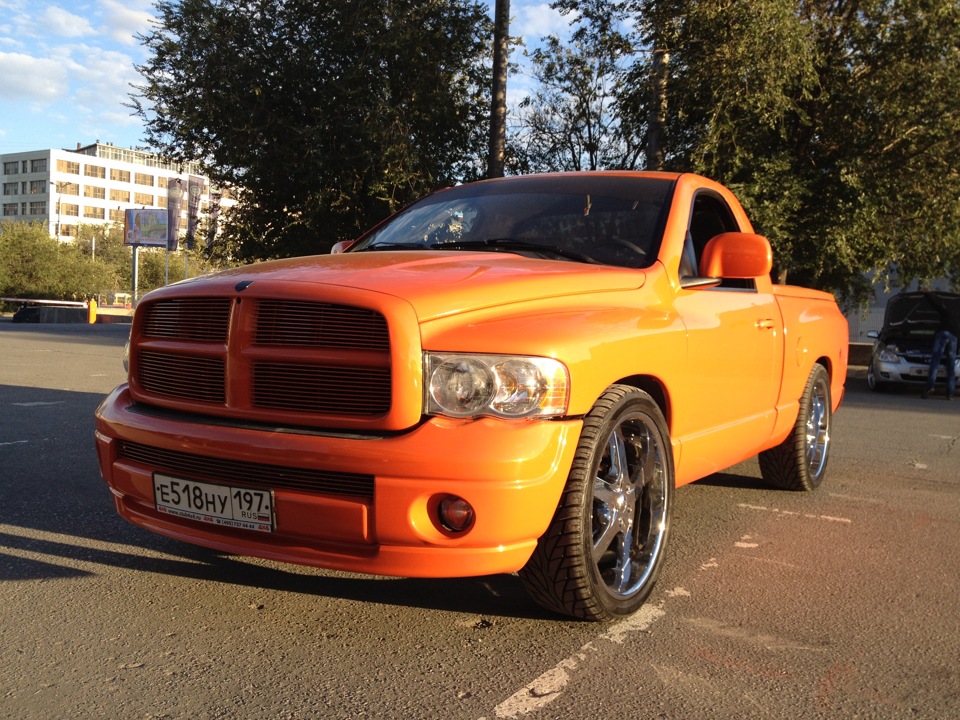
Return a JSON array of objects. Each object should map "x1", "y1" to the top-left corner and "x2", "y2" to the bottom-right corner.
[
  {"x1": 40, "y1": 6, "x2": 95, "y2": 38},
  {"x1": 515, "y1": 2, "x2": 577, "y2": 43},
  {"x1": 100, "y1": 0, "x2": 155, "y2": 48},
  {"x1": 0, "y1": 51, "x2": 67, "y2": 101}
]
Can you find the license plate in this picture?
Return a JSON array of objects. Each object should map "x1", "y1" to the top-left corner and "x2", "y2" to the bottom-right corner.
[{"x1": 153, "y1": 474, "x2": 274, "y2": 533}]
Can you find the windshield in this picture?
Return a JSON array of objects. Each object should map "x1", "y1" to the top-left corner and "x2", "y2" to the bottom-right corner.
[{"x1": 351, "y1": 175, "x2": 676, "y2": 269}]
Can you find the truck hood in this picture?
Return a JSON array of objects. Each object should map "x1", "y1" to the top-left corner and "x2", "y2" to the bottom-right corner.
[{"x1": 176, "y1": 251, "x2": 647, "y2": 321}]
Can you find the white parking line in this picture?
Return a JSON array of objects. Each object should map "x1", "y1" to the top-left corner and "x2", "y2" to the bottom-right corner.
[
  {"x1": 737, "y1": 503, "x2": 852, "y2": 524},
  {"x1": 487, "y1": 603, "x2": 666, "y2": 719}
]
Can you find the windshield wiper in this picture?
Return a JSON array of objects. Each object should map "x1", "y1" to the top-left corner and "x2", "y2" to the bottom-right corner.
[
  {"x1": 431, "y1": 238, "x2": 600, "y2": 264},
  {"x1": 357, "y1": 242, "x2": 430, "y2": 251}
]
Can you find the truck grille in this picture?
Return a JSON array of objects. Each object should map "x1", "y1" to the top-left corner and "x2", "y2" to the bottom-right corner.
[
  {"x1": 118, "y1": 441, "x2": 375, "y2": 500},
  {"x1": 133, "y1": 296, "x2": 393, "y2": 423}
]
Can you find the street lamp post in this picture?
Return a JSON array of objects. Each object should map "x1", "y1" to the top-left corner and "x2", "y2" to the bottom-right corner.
[{"x1": 48, "y1": 181, "x2": 65, "y2": 239}]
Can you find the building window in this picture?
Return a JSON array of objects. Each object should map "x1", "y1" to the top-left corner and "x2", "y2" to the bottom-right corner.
[
  {"x1": 134, "y1": 192, "x2": 154, "y2": 206},
  {"x1": 61, "y1": 224, "x2": 78, "y2": 237},
  {"x1": 62, "y1": 203, "x2": 79, "y2": 217},
  {"x1": 85, "y1": 164, "x2": 106, "y2": 178},
  {"x1": 3, "y1": 182, "x2": 17, "y2": 195},
  {"x1": 110, "y1": 169, "x2": 131, "y2": 183},
  {"x1": 135, "y1": 173, "x2": 154, "y2": 186},
  {"x1": 110, "y1": 189, "x2": 131, "y2": 202},
  {"x1": 56, "y1": 159, "x2": 81, "y2": 174},
  {"x1": 30, "y1": 158, "x2": 48, "y2": 172},
  {"x1": 157, "y1": 196, "x2": 167, "y2": 209},
  {"x1": 61, "y1": 182, "x2": 79, "y2": 196},
  {"x1": 30, "y1": 180, "x2": 47, "y2": 194},
  {"x1": 84, "y1": 206, "x2": 105, "y2": 220},
  {"x1": 84, "y1": 186, "x2": 106, "y2": 200},
  {"x1": 28, "y1": 201, "x2": 47, "y2": 215},
  {"x1": 3, "y1": 161, "x2": 18, "y2": 175},
  {"x1": 2, "y1": 203, "x2": 18, "y2": 216},
  {"x1": 109, "y1": 208, "x2": 124, "y2": 222}
]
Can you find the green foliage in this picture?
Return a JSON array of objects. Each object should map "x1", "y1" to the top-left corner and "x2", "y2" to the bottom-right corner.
[
  {"x1": 512, "y1": 35, "x2": 644, "y2": 172},
  {"x1": 0, "y1": 221, "x2": 113, "y2": 302},
  {"x1": 0, "y1": 221, "x2": 229, "y2": 310},
  {"x1": 132, "y1": 0, "x2": 492, "y2": 262}
]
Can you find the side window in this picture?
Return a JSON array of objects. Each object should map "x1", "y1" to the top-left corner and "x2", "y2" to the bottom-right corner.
[{"x1": 684, "y1": 193, "x2": 755, "y2": 289}]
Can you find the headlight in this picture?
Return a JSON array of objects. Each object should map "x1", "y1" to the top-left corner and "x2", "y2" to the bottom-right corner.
[
  {"x1": 878, "y1": 345, "x2": 899, "y2": 363},
  {"x1": 424, "y1": 352, "x2": 569, "y2": 419}
]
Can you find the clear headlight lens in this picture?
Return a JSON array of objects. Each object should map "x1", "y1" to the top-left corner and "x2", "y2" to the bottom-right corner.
[
  {"x1": 878, "y1": 345, "x2": 899, "y2": 363},
  {"x1": 424, "y1": 352, "x2": 569, "y2": 419}
]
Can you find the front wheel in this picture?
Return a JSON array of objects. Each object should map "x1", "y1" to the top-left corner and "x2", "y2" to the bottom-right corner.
[
  {"x1": 519, "y1": 385, "x2": 674, "y2": 621},
  {"x1": 759, "y1": 364, "x2": 832, "y2": 491}
]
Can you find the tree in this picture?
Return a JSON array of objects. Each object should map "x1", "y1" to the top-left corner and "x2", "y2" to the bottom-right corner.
[
  {"x1": 0, "y1": 221, "x2": 116, "y2": 301},
  {"x1": 512, "y1": 35, "x2": 644, "y2": 172},
  {"x1": 132, "y1": 0, "x2": 492, "y2": 261}
]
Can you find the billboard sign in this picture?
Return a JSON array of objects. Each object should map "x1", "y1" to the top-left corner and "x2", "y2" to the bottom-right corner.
[{"x1": 124, "y1": 209, "x2": 168, "y2": 247}]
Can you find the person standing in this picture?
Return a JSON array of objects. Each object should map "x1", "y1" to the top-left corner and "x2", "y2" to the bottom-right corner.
[{"x1": 921, "y1": 291, "x2": 958, "y2": 400}]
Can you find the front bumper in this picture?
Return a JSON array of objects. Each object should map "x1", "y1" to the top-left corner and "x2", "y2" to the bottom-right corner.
[
  {"x1": 95, "y1": 384, "x2": 582, "y2": 578},
  {"x1": 872, "y1": 356, "x2": 958, "y2": 385}
]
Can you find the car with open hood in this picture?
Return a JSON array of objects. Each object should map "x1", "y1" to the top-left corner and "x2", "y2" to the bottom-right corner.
[{"x1": 866, "y1": 291, "x2": 960, "y2": 392}]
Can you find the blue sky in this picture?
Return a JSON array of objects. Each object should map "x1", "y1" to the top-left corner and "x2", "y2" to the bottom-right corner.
[{"x1": 0, "y1": 0, "x2": 575, "y2": 155}]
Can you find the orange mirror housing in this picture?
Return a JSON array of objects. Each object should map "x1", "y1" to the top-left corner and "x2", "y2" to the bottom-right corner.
[{"x1": 699, "y1": 232, "x2": 773, "y2": 279}]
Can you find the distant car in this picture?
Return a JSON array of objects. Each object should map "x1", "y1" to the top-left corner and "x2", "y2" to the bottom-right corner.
[{"x1": 866, "y1": 291, "x2": 960, "y2": 391}]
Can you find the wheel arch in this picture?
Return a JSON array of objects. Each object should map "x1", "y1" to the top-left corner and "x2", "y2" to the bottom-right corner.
[{"x1": 610, "y1": 373, "x2": 671, "y2": 427}]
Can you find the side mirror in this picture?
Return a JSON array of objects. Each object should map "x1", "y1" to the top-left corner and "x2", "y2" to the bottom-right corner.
[
  {"x1": 700, "y1": 232, "x2": 773, "y2": 279},
  {"x1": 331, "y1": 240, "x2": 354, "y2": 254}
]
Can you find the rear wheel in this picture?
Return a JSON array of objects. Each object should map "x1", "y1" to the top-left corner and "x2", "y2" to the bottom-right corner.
[
  {"x1": 759, "y1": 364, "x2": 832, "y2": 491},
  {"x1": 519, "y1": 385, "x2": 673, "y2": 621}
]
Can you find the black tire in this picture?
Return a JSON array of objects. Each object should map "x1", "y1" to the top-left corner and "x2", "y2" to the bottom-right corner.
[
  {"x1": 866, "y1": 362, "x2": 885, "y2": 392},
  {"x1": 519, "y1": 385, "x2": 674, "y2": 621},
  {"x1": 759, "y1": 364, "x2": 832, "y2": 491}
]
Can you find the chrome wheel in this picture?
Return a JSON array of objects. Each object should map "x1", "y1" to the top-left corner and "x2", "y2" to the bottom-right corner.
[
  {"x1": 591, "y1": 410, "x2": 669, "y2": 602},
  {"x1": 804, "y1": 373, "x2": 830, "y2": 483},
  {"x1": 759, "y1": 364, "x2": 832, "y2": 491},
  {"x1": 519, "y1": 386, "x2": 674, "y2": 621}
]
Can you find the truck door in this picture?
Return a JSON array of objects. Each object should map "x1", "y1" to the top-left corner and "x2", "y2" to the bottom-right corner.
[{"x1": 672, "y1": 192, "x2": 783, "y2": 482}]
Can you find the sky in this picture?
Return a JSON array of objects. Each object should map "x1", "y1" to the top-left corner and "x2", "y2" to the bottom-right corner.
[{"x1": 0, "y1": 0, "x2": 575, "y2": 156}]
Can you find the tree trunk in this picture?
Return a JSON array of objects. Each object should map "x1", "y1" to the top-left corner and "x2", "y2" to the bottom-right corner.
[
  {"x1": 487, "y1": 0, "x2": 510, "y2": 178},
  {"x1": 647, "y1": 47, "x2": 669, "y2": 170}
]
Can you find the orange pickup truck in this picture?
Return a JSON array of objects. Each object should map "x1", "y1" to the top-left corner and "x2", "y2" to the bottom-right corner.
[{"x1": 95, "y1": 172, "x2": 848, "y2": 621}]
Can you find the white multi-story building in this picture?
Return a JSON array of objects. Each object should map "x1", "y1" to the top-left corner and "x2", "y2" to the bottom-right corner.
[{"x1": 1, "y1": 142, "x2": 230, "y2": 244}]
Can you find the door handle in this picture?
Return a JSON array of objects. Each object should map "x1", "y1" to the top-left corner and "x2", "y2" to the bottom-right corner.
[{"x1": 757, "y1": 319, "x2": 776, "y2": 330}]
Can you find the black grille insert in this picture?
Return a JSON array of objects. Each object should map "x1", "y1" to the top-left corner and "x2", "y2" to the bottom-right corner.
[{"x1": 118, "y1": 441, "x2": 375, "y2": 500}]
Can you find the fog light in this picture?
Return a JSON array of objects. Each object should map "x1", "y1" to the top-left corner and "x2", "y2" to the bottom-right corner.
[{"x1": 438, "y1": 496, "x2": 475, "y2": 533}]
